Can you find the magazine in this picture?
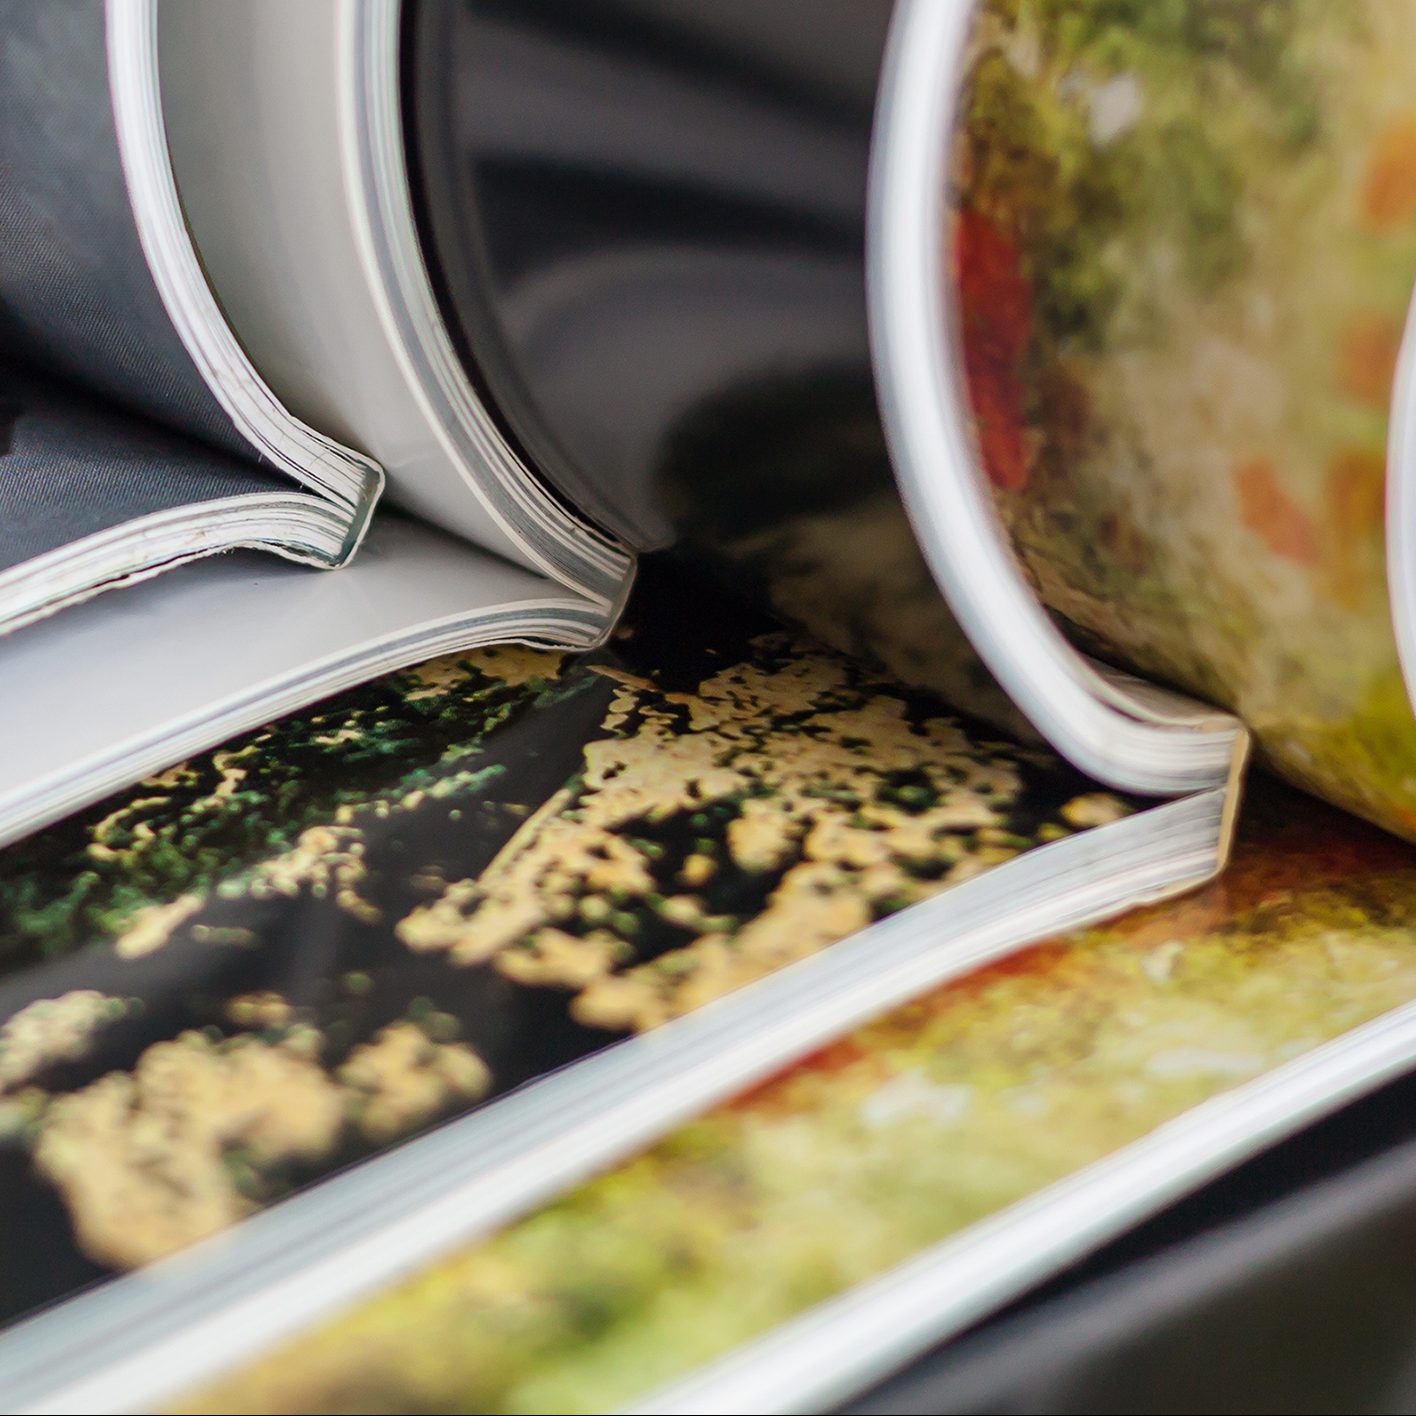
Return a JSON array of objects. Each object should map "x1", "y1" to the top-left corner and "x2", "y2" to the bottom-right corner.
[
  {"x1": 3, "y1": 0, "x2": 1416, "y2": 1411},
  {"x1": 0, "y1": 0, "x2": 625, "y2": 845},
  {"x1": 0, "y1": 570, "x2": 1195, "y2": 1409},
  {"x1": 1, "y1": 0, "x2": 1244, "y2": 874},
  {"x1": 161, "y1": 783, "x2": 1416, "y2": 1415},
  {"x1": 2, "y1": 746, "x2": 1413, "y2": 1413}
]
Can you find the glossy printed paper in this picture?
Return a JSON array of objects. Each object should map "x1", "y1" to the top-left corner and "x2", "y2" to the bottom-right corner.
[
  {"x1": 0, "y1": 569, "x2": 1124, "y2": 1321},
  {"x1": 950, "y1": 0, "x2": 1416, "y2": 833},
  {"x1": 176, "y1": 783, "x2": 1416, "y2": 1414}
]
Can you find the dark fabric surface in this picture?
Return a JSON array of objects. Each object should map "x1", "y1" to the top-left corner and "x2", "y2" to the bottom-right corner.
[
  {"x1": 0, "y1": 0, "x2": 247, "y2": 458},
  {"x1": 0, "y1": 369, "x2": 284, "y2": 573},
  {"x1": 847, "y1": 1069, "x2": 1416, "y2": 1416}
]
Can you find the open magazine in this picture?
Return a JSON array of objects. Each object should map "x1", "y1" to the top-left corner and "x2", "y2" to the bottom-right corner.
[
  {"x1": 0, "y1": 0, "x2": 628, "y2": 845},
  {"x1": 2, "y1": 0, "x2": 1416, "y2": 1410},
  {"x1": 2, "y1": 0, "x2": 1240, "y2": 873},
  {"x1": 145, "y1": 783, "x2": 1416, "y2": 1415}
]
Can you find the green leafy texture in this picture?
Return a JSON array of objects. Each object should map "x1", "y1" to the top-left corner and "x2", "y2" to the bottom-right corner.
[{"x1": 0, "y1": 657, "x2": 585, "y2": 962}]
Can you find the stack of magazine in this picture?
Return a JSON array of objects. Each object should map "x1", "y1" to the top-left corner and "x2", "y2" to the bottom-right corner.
[{"x1": 2, "y1": 0, "x2": 1416, "y2": 1410}]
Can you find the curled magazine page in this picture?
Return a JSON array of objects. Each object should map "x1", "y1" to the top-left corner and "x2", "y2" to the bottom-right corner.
[
  {"x1": 154, "y1": 0, "x2": 630, "y2": 606},
  {"x1": 0, "y1": 567, "x2": 1227, "y2": 1412},
  {"x1": 935, "y1": 0, "x2": 1416, "y2": 835},
  {"x1": 0, "y1": 373, "x2": 356, "y2": 636},
  {"x1": 0, "y1": 374, "x2": 287, "y2": 577},
  {"x1": 166, "y1": 782, "x2": 1416, "y2": 1415},
  {"x1": 407, "y1": 0, "x2": 1249, "y2": 802},
  {"x1": 0, "y1": 515, "x2": 605, "y2": 849},
  {"x1": 0, "y1": 0, "x2": 382, "y2": 623},
  {"x1": 0, "y1": 0, "x2": 245, "y2": 456},
  {"x1": 849, "y1": 1087, "x2": 1416, "y2": 1415}
]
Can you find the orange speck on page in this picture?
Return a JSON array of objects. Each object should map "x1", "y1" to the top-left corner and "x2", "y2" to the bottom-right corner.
[
  {"x1": 1234, "y1": 457, "x2": 1319, "y2": 565},
  {"x1": 1323, "y1": 448, "x2": 1387, "y2": 605},
  {"x1": 1339, "y1": 315, "x2": 1403, "y2": 406},
  {"x1": 1362, "y1": 112, "x2": 1416, "y2": 230}
]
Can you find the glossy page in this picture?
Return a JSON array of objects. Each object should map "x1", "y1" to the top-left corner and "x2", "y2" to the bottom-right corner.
[
  {"x1": 0, "y1": 0, "x2": 245, "y2": 456},
  {"x1": 176, "y1": 782, "x2": 1416, "y2": 1415},
  {"x1": 407, "y1": 0, "x2": 893, "y2": 552},
  {"x1": 408, "y1": 0, "x2": 1019, "y2": 724},
  {"x1": 948, "y1": 0, "x2": 1416, "y2": 834},
  {"x1": 0, "y1": 514, "x2": 595, "y2": 848},
  {"x1": 852, "y1": 1082, "x2": 1416, "y2": 1414},
  {"x1": 0, "y1": 566, "x2": 1137, "y2": 1334},
  {"x1": 0, "y1": 373, "x2": 285, "y2": 577}
]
